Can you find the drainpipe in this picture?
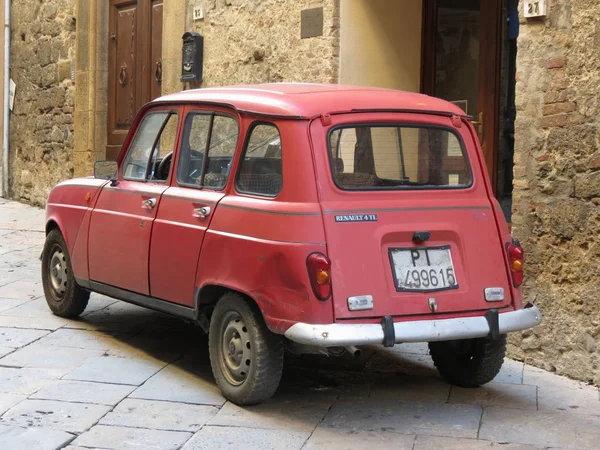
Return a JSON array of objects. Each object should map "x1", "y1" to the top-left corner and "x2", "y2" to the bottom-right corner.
[{"x1": 1, "y1": 0, "x2": 10, "y2": 198}]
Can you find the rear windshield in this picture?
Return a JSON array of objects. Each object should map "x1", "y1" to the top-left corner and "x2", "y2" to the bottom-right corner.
[{"x1": 328, "y1": 125, "x2": 472, "y2": 190}]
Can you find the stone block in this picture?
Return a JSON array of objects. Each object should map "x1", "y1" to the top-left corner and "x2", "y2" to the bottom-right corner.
[
  {"x1": 305, "y1": 428, "x2": 415, "y2": 450},
  {"x1": 0, "y1": 399, "x2": 111, "y2": 434},
  {"x1": 0, "y1": 368, "x2": 67, "y2": 396},
  {"x1": 0, "y1": 425, "x2": 75, "y2": 450},
  {"x1": 72, "y1": 425, "x2": 191, "y2": 450},
  {"x1": 449, "y1": 382, "x2": 537, "y2": 410},
  {"x1": 100, "y1": 398, "x2": 218, "y2": 432},
  {"x1": 0, "y1": 327, "x2": 49, "y2": 348},
  {"x1": 30, "y1": 380, "x2": 135, "y2": 406},
  {"x1": 322, "y1": 397, "x2": 482, "y2": 439},
  {"x1": 0, "y1": 343, "x2": 104, "y2": 371},
  {"x1": 210, "y1": 391, "x2": 338, "y2": 433},
  {"x1": 479, "y1": 407, "x2": 600, "y2": 449},
  {"x1": 63, "y1": 355, "x2": 167, "y2": 385},
  {"x1": 129, "y1": 360, "x2": 226, "y2": 406},
  {"x1": 181, "y1": 426, "x2": 310, "y2": 450}
]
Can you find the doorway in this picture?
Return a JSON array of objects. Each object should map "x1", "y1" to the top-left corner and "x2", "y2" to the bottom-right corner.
[
  {"x1": 107, "y1": 0, "x2": 164, "y2": 161},
  {"x1": 421, "y1": 0, "x2": 517, "y2": 221}
]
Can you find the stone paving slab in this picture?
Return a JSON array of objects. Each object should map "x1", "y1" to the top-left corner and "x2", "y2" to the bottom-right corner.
[
  {"x1": 0, "y1": 425, "x2": 74, "y2": 450},
  {"x1": 303, "y1": 427, "x2": 416, "y2": 450},
  {"x1": 0, "y1": 280, "x2": 44, "y2": 300},
  {"x1": 0, "y1": 314, "x2": 73, "y2": 331},
  {"x1": 210, "y1": 391, "x2": 338, "y2": 433},
  {"x1": 35, "y1": 328, "x2": 132, "y2": 352},
  {"x1": 322, "y1": 398, "x2": 482, "y2": 439},
  {"x1": 72, "y1": 424, "x2": 192, "y2": 450},
  {"x1": 479, "y1": 406, "x2": 600, "y2": 449},
  {"x1": 130, "y1": 359, "x2": 226, "y2": 406},
  {"x1": 63, "y1": 355, "x2": 168, "y2": 386},
  {"x1": 413, "y1": 435, "x2": 542, "y2": 449},
  {"x1": 449, "y1": 382, "x2": 538, "y2": 410},
  {"x1": 0, "y1": 393, "x2": 26, "y2": 415},
  {"x1": 0, "y1": 343, "x2": 105, "y2": 370},
  {"x1": 0, "y1": 399, "x2": 111, "y2": 434},
  {"x1": 30, "y1": 380, "x2": 136, "y2": 406},
  {"x1": 0, "y1": 298, "x2": 32, "y2": 313},
  {"x1": 367, "y1": 374, "x2": 451, "y2": 403},
  {"x1": 0, "y1": 367, "x2": 69, "y2": 395},
  {"x1": 100, "y1": 398, "x2": 219, "y2": 432},
  {"x1": 524, "y1": 365, "x2": 600, "y2": 415},
  {"x1": 181, "y1": 426, "x2": 310, "y2": 450},
  {"x1": 0, "y1": 326, "x2": 49, "y2": 348}
]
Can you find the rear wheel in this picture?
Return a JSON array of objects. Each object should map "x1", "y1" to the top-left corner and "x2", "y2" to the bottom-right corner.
[
  {"x1": 428, "y1": 335, "x2": 506, "y2": 387},
  {"x1": 41, "y1": 229, "x2": 90, "y2": 318},
  {"x1": 209, "y1": 293, "x2": 284, "y2": 405}
]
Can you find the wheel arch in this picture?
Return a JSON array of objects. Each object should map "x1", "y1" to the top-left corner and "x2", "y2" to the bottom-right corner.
[{"x1": 194, "y1": 284, "x2": 281, "y2": 334}]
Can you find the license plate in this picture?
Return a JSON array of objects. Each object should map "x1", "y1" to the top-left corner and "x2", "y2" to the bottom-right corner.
[{"x1": 389, "y1": 246, "x2": 459, "y2": 292}]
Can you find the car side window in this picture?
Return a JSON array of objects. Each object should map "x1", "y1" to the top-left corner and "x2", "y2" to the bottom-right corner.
[
  {"x1": 177, "y1": 113, "x2": 239, "y2": 189},
  {"x1": 122, "y1": 111, "x2": 179, "y2": 182},
  {"x1": 236, "y1": 123, "x2": 283, "y2": 197}
]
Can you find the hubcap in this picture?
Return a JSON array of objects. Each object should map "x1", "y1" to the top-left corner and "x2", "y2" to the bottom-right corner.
[
  {"x1": 220, "y1": 311, "x2": 252, "y2": 386},
  {"x1": 48, "y1": 248, "x2": 68, "y2": 299}
]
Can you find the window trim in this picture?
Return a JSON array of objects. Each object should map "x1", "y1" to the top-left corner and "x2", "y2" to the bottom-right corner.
[
  {"x1": 326, "y1": 123, "x2": 474, "y2": 192},
  {"x1": 121, "y1": 110, "x2": 179, "y2": 184},
  {"x1": 175, "y1": 111, "x2": 240, "y2": 191},
  {"x1": 234, "y1": 121, "x2": 283, "y2": 199}
]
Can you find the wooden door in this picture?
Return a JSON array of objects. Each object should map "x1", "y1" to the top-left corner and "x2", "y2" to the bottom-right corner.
[
  {"x1": 421, "y1": 0, "x2": 502, "y2": 195},
  {"x1": 108, "y1": 0, "x2": 164, "y2": 161}
]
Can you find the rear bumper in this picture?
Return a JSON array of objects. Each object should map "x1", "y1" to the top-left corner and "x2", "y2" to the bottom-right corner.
[{"x1": 284, "y1": 305, "x2": 542, "y2": 347}]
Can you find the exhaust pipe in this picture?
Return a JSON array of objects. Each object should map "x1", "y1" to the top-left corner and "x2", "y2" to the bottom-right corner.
[{"x1": 344, "y1": 345, "x2": 362, "y2": 358}]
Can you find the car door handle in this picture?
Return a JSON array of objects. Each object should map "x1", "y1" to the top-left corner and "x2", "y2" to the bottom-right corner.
[
  {"x1": 193, "y1": 206, "x2": 211, "y2": 218},
  {"x1": 142, "y1": 198, "x2": 157, "y2": 209}
]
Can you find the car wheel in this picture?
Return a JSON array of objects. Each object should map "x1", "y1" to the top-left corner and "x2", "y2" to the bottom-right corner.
[
  {"x1": 209, "y1": 292, "x2": 284, "y2": 405},
  {"x1": 428, "y1": 335, "x2": 506, "y2": 387},
  {"x1": 41, "y1": 229, "x2": 90, "y2": 318}
]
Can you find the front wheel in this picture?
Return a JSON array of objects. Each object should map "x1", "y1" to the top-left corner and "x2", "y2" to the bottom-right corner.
[
  {"x1": 209, "y1": 293, "x2": 284, "y2": 405},
  {"x1": 41, "y1": 229, "x2": 90, "y2": 318},
  {"x1": 428, "y1": 335, "x2": 506, "y2": 387}
]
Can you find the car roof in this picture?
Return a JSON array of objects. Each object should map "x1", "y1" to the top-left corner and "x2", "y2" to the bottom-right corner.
[{"x1": 153, "y1": 83, "x2": 466, "y2": 119}]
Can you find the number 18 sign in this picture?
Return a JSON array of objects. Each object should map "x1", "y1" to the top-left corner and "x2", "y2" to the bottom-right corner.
[{"x1": 524, "y1": 0, "x2": 547, "y2": 18}]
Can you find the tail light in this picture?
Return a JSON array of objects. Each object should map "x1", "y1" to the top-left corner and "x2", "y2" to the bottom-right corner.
[
  {"x1": 506, "y1": 240, "x2": 524, "y2": 287},
  {"x1": 307, "y1": 253, "x2": 332, "y2": 301}
]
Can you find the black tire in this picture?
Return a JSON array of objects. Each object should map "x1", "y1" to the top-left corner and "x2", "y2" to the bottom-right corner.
[
  {"x1": 209, "y1": 293, "x2": 284, "y2": 405},
  {"x1": 41, "y1": 229, "x2": 90, "y2": 318},
  {"x1": 428, "y1": 335, "x2": 506, "y2": 387}
]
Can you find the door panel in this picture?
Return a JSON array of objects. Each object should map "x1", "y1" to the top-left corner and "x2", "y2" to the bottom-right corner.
[
  {"x1": 150, "y1": 1, "x2": 163, "y2": 101},
  {"x1": 421, "y1": 0, "x2": 501, "y2": 195},
  {"x1": 149, "y1": 188, "x2": 225, "y2": 305},
  {"x1": 88, "y1": 182, "x2": 168, "y2": 295},
  {"x1": 108, "y1": 0, "x2": 139, "y2": 160},
  {"x1": 108, "y1": 0, "x2": 164, "y2": 161}
]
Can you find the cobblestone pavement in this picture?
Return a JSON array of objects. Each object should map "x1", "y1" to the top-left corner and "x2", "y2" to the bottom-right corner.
[{"x1": 0, "y1": 198, "x2": 599, "y2": 450}]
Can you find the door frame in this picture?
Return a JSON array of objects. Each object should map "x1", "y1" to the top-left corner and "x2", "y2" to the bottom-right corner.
[
  {"x1": 107, "y1": 0, "x2": 164, "y2": 161},
  {"x1": 420, "y1": 0, "x2": 503, "y2": 196}
]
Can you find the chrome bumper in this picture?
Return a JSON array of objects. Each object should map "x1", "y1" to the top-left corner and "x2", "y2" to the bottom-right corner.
[{"x1": 284, "y1": 305, "x2": 542, "y2": 347}]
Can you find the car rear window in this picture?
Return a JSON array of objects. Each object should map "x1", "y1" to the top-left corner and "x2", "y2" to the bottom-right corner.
[{"x1": 328, "y1": 125, "x2": 472, "y2": 190}]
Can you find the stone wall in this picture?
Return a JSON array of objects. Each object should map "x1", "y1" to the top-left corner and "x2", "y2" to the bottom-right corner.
[
  {"x1": 509, "y1": 0, "x2": 600, "y2": 385},
  {"x1": 164, "y1": 0, "x2": 340, "y2": 93},
  {"x1": 9, "y1": 0, "x2": 75, "y2": 206}
]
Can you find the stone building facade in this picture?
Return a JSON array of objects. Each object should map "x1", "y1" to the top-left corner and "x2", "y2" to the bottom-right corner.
[{"x1": 3, "y1": 0, "x2": 599, "y2": 384}]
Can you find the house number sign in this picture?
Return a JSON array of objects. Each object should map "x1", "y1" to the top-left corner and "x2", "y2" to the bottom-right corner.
[{"x1": 524, "y1": 0, "x2": 547, "y2": 18}]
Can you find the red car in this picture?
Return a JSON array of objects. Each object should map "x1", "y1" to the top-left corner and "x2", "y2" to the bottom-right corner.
[{"x1": 42, "y1": 84, "x2": 542, "y2": 405}]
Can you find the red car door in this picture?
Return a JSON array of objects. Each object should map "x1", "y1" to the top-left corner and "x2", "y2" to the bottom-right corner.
[
  {"x1": 88, "y1": 108, "x2": 182, "y2": 295},
  {"x1": 149, "y1": 109, "x2": 240, "y2": 305}
]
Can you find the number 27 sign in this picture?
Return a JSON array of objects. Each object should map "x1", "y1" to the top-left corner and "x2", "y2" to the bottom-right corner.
[{"x1": 524, "y1": 0, "x2": 547, "y2": 18}]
